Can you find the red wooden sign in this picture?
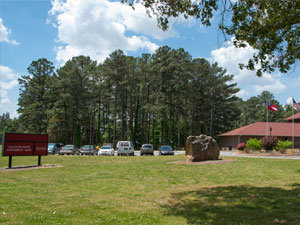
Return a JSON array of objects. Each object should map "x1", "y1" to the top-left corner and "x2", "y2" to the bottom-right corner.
[
  {"x1": 2, "y1": 133, "x2": 48, "y2": 156},
  {"x1": 35, "y1": 142, "x2": 48, "y2": 155}
]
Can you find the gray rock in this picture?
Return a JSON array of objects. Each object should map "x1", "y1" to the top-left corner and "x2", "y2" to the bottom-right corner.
[{"x1": 185, "y1": 135, "x2": 220, "y2": 162}]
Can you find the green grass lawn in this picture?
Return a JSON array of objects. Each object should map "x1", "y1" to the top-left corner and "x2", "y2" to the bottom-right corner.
[{"x1": 0, "y1": 154, "x2": 300, "y2": 225}]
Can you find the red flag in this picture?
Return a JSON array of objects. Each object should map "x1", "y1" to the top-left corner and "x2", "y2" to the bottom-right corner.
[{"x1": 267, "y1": 102, "x2": 278, "y2": 111}]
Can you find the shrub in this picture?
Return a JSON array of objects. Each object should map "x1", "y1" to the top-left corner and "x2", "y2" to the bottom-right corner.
[
  {"x1": 276, "y1": 140, "x2": 292, "y2": 153},
  {"x1": 237, "y1": 142, "x2": 246, "y2": 150},
  {"x1": 262, "y1": 136, "x2": 278, "y2": 151},
  {"x1": 246, "y1": 138, "x2": 262, "y2": 150}
]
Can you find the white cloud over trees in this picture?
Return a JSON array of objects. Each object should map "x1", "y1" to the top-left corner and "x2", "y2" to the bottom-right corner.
[
  {"x1": 48, "y1": 0, "x2": 182, "y2": 64},
  {"x1": 0, "y1": 65, "x2": 20, "y2": 118},
  {"x1": 211, "y1": 38, "x2": 285, "y2": 98}
]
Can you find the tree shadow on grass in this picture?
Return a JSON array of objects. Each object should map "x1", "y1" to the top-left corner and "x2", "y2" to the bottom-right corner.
[{"x1": 161, "y1": 185, "x2": 300, "y2": 225}]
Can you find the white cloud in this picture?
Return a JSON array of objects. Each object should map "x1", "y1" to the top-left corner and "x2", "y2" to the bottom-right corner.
[
  {"x1": 286, "y1": 97, "x2": 293, "y2": 105},
  {"x1": 211, "y1": 38, "x2": 286, "y2": 98},
  {"x1": 1, "y1": 98, "x2": 11, "y2": 105},
  {"x1": 0, "y1": 65, "x2": 19, "y2": 80},
  {"x1": 0, "y1": 80, "x2": 18, "y2": 90},
  {"x1": 235, "y1": 89, "x2": 249, "y2": 98},
  {"x1": 0, "y1": 65, "x2": 20, "y2": 118},
  {"x1": 0, "y1": 18, "x2": 19, "y2": 45},
  {"x1": 48, "y1": 0, "x2": 184, "y2": 64}
]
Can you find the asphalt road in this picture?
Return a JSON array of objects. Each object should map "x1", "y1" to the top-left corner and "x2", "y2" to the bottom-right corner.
[
  {"x1": 133, "y1": 150, "x2": 185, "y2": 156},
  {"x1": 58, "y1": 150, "x2": 300, "y2": 159},
  {"x1": 220, "y1": 150, "x2": 300, "y2": 160}
]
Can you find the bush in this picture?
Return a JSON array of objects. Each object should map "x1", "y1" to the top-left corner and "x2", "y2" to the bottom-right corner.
[
  {"x1": 246, "y1": 138, "x2": 262, "y2": 150},
  {"x1": 276, "y1": 140, "x2": 292, "y2": 153},
  {"x1": 237, "y1": 142, "x2": 246, "y2": 150},
  {"x1": 262, "y1": 136, "x2": 278, "y2": 151}
]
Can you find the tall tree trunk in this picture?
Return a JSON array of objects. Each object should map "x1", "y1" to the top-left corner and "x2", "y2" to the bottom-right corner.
[
  {"x1": 177, "y1": 110, "x2": 180, "y2": 150},
  {"x1": 161, "y1": 119, "x2": 164, "y2": 145},
  {"x1": 107, "y1": 103, "x2": 111, "y2": 143},
  {"x1": 128, "y1": 95, "x2": 134, "y2": 142},
  {"x1": 147, "y1": 113, "x2": 150, "y2": 143},
  {"x1": 133, "y1": 97, "x2": 139, "y2": 145},
  {"x1": 210, "y1": 107, "x2": 213, "y2": 136},
  {"x1": 96, "y1": 97, "x2": 101, "y2": 144},
  {"x1": 113, "y1": 89, "x2": 118, "y2": 146},
  {"x1": 121, "y1": 88, "x2": 127, "y2": 141},
  {"x1": 152, "y1": 115, "x2": 155, "y2": 148}
]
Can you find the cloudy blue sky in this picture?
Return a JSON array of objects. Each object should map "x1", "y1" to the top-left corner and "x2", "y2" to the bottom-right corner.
[{"x1": 1, "y1": 0, "x2": 300, "y2": 118}]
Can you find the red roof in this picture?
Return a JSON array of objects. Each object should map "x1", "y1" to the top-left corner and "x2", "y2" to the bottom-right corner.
[
  {"x1": 284, "y1": 112, "x2": 300, "y2": 121},
  {"x1": 220, "y1": 122, "x2": 300, "y2": 137}
]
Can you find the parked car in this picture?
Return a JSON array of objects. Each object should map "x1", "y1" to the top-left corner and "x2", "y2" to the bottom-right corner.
[
  {"x1": 117, "y1": 141, "x2": 134, "y2": 156},
  {"x1": 59, "y1": 145, "x2": 79, "y2": 155},
  {"x1": 96, "y1": 143, "x2": 113, "y2": 150},
  {"x1": 48, "y1": 143, "x2": 63, "y2": 155},
  {"x1": 140, "y1": 144, "x2": 154, "y2": 156},
  {"x1": 159, "y1": 145, "x2": 174, "y2": 155},
  {"x1": 79, "y1": 145, "x2": 97, "y2": 155},
  {"x1": 98, "y1": 145, "x2": 115, "y2": 156}
]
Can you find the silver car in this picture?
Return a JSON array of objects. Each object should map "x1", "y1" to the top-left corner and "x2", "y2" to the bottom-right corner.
[
  {"x1": 140, "y1": 144, "x2": 154, "y2": 156},
  {"x1": 79, "y1": 145, "x2": 97, "y2": 155},
  {"x1": 59, "y1": 145, "x2": 79, "y2": 155},
  {"x1": 159, "y1": 145, "x2": 174, "y2": 155},
  {"x1": 98, "y1": 145, "x2": 115, "y2": 156}
]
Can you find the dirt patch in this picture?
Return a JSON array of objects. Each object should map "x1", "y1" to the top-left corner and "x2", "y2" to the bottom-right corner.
[
  {"x1": 168, "y1": 158, "x2": 237, "y2": 165},
  {"x1": 0, "y1": 164, "x2": 62, "y2": 172}
]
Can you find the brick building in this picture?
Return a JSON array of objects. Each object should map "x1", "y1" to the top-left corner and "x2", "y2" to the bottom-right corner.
[{"x1": 219, "y1": 119, "x2": 300, "y2": 149}]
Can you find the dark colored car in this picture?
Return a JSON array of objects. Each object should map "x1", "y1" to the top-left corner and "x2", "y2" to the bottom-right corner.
[
  {"x1": 159, "y1": 145, "x2": 174, "y2": 155},
  {"x1": 140, "y1": 144, "x2": 154, "y2": 156},
  {"x1": 48, "y1": 143, "x2": 63, "y2": 155},
  {"x1": 59, "y1": 145, "x2": 79, "y2": 155},
  {"x1": 79, "y1": 145, "x2": 97, "y2": 155}
]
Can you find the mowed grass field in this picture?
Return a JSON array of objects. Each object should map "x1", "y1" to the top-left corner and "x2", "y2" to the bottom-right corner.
[{"x1": 1, "y1": 153, "x2": 300, "y2": 225}]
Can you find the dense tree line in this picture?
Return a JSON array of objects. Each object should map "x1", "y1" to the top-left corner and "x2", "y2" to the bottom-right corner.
[{"x1": 0, "y1": 46, "x2": 294, "y2": 148}]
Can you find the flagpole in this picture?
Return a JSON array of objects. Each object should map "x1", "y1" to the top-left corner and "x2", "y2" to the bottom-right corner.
[
  {"x1": 266, "y1": 101, "x2": 269, "y2": 137},
  {"x1": 292, "y1": 98, "x2": 294, "y2": 149}
]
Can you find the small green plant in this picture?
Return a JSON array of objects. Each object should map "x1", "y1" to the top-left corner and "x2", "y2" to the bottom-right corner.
[
  {"x1": 262, "y1": 136, "x2": 278, "y2": 151},
  {"x1": 276, "y1": 140, "x2": 292, "y2": 153},
  {"x1": 246, "y1": 138, "x2": 262, "y2": 150}
]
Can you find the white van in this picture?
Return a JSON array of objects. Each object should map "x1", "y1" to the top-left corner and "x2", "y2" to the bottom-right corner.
[{"x1": 117, "y1": 141, "x2": 134, "y2": 156}]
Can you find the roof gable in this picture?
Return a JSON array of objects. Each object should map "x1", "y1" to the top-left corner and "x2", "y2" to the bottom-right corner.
[
  {"x1": 220, "y1": 122, "x2": 300, "y2": 137},
  {"x1": 284, "y1": 112, "x2": 300, "y2": 121}
]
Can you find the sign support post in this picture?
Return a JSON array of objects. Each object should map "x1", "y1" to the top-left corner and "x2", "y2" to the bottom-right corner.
[
  {"x1": 38, "y1": 156, "x2": 41, "y2": 166},
  {"x1": 8, "y1": 156, "x2": 12, "y2": 169}
]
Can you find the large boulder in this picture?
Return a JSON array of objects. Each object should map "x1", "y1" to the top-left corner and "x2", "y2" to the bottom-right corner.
[{"x1": 185, "y1": 135, "x2": 220, "y2": 162}]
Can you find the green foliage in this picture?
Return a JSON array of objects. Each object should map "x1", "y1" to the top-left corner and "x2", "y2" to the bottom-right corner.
[
  {"x1": 223, "y1": 0, "x2": 300, "y2": 76},
  {"x1": 0, "y1": 113, "x2": 22, "y2": 143},
  {"x1": 122, "y1": 0, "x2": 217, "y2": 30},
  {"x1": 123, "y1": 0, "x2": 300, "y2": 76},
  {"x1": 239, "y1": 91, "x2": 284, "y2": 126},
  {"x1": 18, "y1": 58, "x2": 55, "y2": 134},
  {"x1": 246, "y1": 138, "x2": 262, "y2": 150},
  {"x1": 15, "y1": 49, "x2": 289, "y2": 149},
  {"x1": 276, "y1": 140, "x2": 292, "y2": 151},
  {"x1": 262, "y1": 136, "x2": 278, "y2": 151}
]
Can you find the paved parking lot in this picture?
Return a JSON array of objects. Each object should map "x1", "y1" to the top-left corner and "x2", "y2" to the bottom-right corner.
[
  {"x1": 57, "y1": 150, "x2": 300, "y2": 159},
  {"x1": 220, "y1": 150, "x2": 300, "y2": 160}
]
